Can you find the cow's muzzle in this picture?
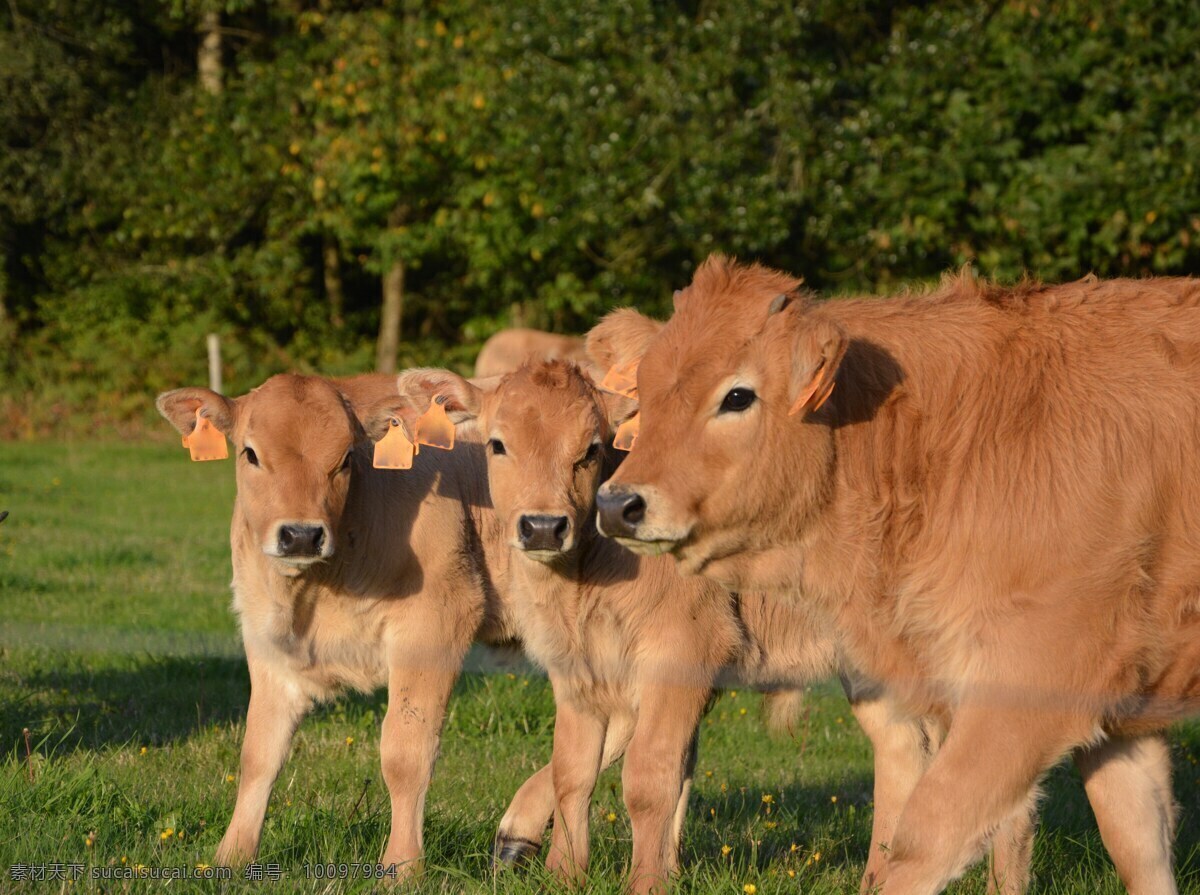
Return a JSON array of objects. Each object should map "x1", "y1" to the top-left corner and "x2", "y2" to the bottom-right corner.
[
  {"x1": 596, "y1": 485, "x2": 645, "y2": 539},
  {"x1": 595, "y1": 483, "x2": 688, "y2": 556},
  {"x1": 269, "y1": 522, "x2": 331, "y2": 562},
  {"x1": 517, "y1": 514, "x2": 570, "y2": 554}
]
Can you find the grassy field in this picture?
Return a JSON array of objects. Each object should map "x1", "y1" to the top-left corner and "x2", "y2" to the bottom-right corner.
[{"x1": 2, "y1": 441, "x2": 1200, "y2": 893}]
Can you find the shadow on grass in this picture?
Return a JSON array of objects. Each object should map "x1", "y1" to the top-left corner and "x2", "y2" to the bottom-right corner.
[
  {"x1": 1, "y1": 655, "x2": 542, "y2": 757},
  {"x1": 2, "y1": 654, "x2": 251, "y2": 755}
]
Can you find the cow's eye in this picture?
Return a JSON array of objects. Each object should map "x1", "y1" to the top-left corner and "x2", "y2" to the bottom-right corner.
[
  {"x1": 488, "y1": 438, "x2": 507, "y2": 456},
  {"x1": 243, "y1": 446, "x2": 260, "y2": 467},
  {"x1": 719, "y1": 388, "x2": 756, "y2": 413},
  {"x1": 338, "y1": 451, "x2": 353, "y2": 473},
  {"x1": 579, "y1": 442, "x2": 602, "y2": 465}
]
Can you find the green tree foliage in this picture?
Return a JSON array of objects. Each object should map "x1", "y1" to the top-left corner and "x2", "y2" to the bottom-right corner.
[{"x1": 2, "y1": 0, "x2": 1198, "y2": 434}]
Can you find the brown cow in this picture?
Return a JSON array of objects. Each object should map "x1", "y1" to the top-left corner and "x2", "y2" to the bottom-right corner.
[
  {"x1": 473, "y1": 327, "x2": 590, "y2": 378},
  {"x1": 395, "y1": 360, "x2": 1038, "y2": 894},
  {"x1": 589, "y1": 256, "x2": 1189, "y2": 894},
  {"x1": 157, "y1": 374, "x2": 503, "y2": 878}
]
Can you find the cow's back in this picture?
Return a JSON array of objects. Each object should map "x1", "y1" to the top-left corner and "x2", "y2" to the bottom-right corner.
[
  {"x1": 812, "y1": 276, "x2": 1200, "y2": 719},
  {"x1": 474, "y1": 329, "x2": 587, "y2": 378}
]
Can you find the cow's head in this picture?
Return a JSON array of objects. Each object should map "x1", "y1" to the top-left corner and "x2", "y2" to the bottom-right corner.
[
  {"x1": 157, "y1": 374, "x2": 411, "y2": 575},
  {"x1": 592, "y1": 255, "x2": 848, "y2": 589},
  {"x1": 396, "y1": 361, "x2": 633, "y2": 563}
]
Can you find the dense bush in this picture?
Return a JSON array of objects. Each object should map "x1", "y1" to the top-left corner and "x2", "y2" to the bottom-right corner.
[{"x1": 1, "y1": 0, "x2": 1197, "y2": 435}]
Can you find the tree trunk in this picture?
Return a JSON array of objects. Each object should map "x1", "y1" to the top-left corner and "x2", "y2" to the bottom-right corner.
[
  {"x1": 376, "y1": 258, "x2": 404, "y2": 374},
  {"x1": 323, "y1": 236, "x2": 345, "y2": 329},
  {"x1": 0, "y1": 266, "x2": 10, "y2": 341},
  {"x1": 198, "y1": 11, "x2": 222, "y2": 96}
]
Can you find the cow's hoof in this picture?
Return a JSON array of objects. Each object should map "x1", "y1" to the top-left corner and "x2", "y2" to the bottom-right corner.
[{"x1": 492, "y1": 836, "x2": 541, "y2": 869}]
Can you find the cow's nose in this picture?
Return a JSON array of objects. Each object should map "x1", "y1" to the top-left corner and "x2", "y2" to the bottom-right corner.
[
  {"x1": 518, "y1": 514, "x2": 570, "y2": 551},
  {"x1": 596, "y1": 488, "x2": 645, "y2": 538},
  {"x1": 277, "y1": 523, "x2": 326, "y2": 558}
]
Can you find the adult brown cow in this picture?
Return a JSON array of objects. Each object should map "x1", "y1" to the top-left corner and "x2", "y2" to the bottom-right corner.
[
  {"x1": 590, "y1": 256, "x2": 1190, "y2": 895},
  {"x1": 157, "y1": 374, "x2": 500, "y2": 878},
  {"x1": 473, "y1": 327, "x2": 590, "y2": 378}
]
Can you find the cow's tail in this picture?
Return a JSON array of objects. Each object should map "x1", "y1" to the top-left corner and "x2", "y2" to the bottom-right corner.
[{"x1": 762, "y1": 688, "x2": 807, "y2": 737}]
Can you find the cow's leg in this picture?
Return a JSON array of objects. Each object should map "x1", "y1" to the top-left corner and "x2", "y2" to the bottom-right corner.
[
  {"x1": 379, "y1": 616, "x2": 466, "y2": 880},
  {"x1": 215, "y1": 658, "x2": 308, "y2": 865},
  {"x1": 496, "y1": 711, "x2": 635, "y2": 868},
  {"x1": 546, "y1": 692, "x2": 608, "y2": 885},
  {"x1": 986, "y1": 789, "x2": 1038, "y2": 895},
  {"x1": 847, "y1": 687, "x2": 933, "y2": 893},
  {"x1": 878, "y1": 699, "x2": 1086, "y2": 895},
  {"x1": 666, "y1": 730, "x2": 700, "y2": 874},
  {"x1": 622, "y1": 682, "x2": 711, "y2": 894},
  {"x1": 494, "y1": 763, "x2": 555, "y2": 866},
  {"x1": 1077, "y1": 733, "x2": 1178, "y2": 895}
]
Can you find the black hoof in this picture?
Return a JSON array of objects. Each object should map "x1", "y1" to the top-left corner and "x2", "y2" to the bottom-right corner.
[{"x1": 492, "y1": 835, "x2": 541, "y2": 869}]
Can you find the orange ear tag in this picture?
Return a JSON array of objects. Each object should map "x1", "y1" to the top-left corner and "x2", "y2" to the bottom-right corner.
[
  {"x1": 414, "y1": 396, "x2": 455, "y2": 450},
  {"x1": 183, "y1": 408, "x2": 228, "y2": 461},
  {"x1": 373, "y1": 419, "x2": 416, "y2": 469},
  {"x1": 600, "y1": 360, "x2": 639, "y2": 398},
  {"x1": 613, "y1": 413, "x2": 640, "y2": 451},
  {"x1": 788, "y1": 380, "x2": 835, "y2": 416}
]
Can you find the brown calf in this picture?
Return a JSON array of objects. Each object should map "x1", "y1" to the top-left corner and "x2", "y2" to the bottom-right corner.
[
  {"x1": 394, "y1": 360, "x2": 1036, "y2": 894},
  {"x1": 591, "y1": 256, "x2": 1188, "y2": 894},
  {"x1": 157, "y1": 374, "x2": 500, "y2": 878},
  {"x1": 473, "y1": 327, "x2": 590, "y2": 378}
]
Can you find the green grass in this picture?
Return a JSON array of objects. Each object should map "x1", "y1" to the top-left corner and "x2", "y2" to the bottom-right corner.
[{"x1": 2, "y1": 441, "x2": 1200, "y2": 892}]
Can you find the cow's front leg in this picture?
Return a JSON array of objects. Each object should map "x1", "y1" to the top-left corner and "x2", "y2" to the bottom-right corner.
[
  {"x1": 546, "y1": 690, "x2": 607, "y2": 885},
  {"x1": 215, "y1": 658, "x2": 309, "y2": 866},
  {"x1": 379, "y1": 625, "x2": 465, "y2": 880},
  {"x1": 879, "y1": 695, "x2": 1088, "y2": 895},
  {"x1": 622, "y1": 681, "x2": 711, "y2": 894}
]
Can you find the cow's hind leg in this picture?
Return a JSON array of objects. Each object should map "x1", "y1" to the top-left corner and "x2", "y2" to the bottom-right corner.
[
  {"x1": 215, "y1": 658, "x2": 309, "y2": 866},
  {"x1": 986, "y1": 789, "x2": 1038, "y2": 895},
  {"x1": 494, "y1": 763, "x2": 555, "y2": 867},
  {"x1": 666, "y1": 730, "x2": 700, "y2": 874},
  {"x1": 847, "y1": 682, "x2": 934, "y2": 893},
  {"x1": 1077, "y1": 733, "x2": 1178, "y2": 895},
  {"x1": 495, "y1": 712, "x2": 635, "y2": 868}
]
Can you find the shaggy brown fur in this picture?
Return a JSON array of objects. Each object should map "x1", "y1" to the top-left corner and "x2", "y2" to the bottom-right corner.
[
  {"x1": 473, "y1": 327, "x2": 591, "y2": 378},
  {"x1": 591, "y1": 256, "x2": 1190, "y2": 894},
  {"x1": 395, "y1": 360, "x2": 1033, "y2": 894}
]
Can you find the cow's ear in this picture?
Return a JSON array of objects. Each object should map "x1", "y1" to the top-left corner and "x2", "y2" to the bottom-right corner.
[
  {"x1": 579, "y1": 365, "x2": 638, "y2": 433},
  {"x1": 586, "y1": 308, "x2": 662, "y2": 374},
  {"x1": 395, "y1": 367, "x2": 486, "y2": 430},
  {"x1": 783, "y1": 312, "x2": 848, "y2": 417},
  {"x1": 156, "y1": 388, "x2": 236, "y2": 436}
]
